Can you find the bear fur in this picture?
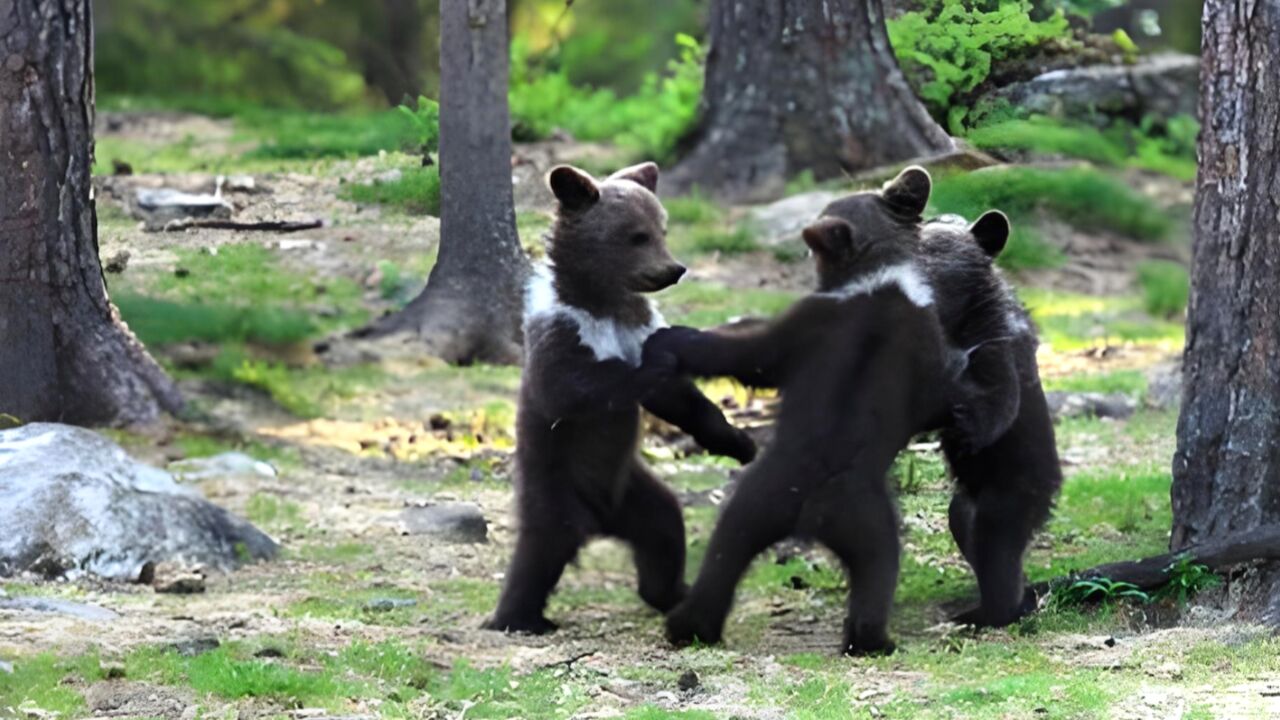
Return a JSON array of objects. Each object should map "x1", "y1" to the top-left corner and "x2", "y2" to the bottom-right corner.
[
  {"x1": 644, "y1": 168, "x2": 989, "y2": 655},
  {"x1": 484, "y1": 162, "x2": 756, "y2": 635},
  {"x1": 919, "y1": 211, "x2": 1062, "y2": 628}
]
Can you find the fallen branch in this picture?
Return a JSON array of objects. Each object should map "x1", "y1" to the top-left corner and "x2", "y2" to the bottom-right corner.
[
  {"x1": 1033, "y1": 524, "x2": 1280, "y2": 595},
  {"x1": 161, "y1": 218, "x2": 324, "y2": 233}
]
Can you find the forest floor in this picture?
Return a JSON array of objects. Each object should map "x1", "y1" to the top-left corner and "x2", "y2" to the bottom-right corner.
[{"x1": 3, "y1": 110, "x2": 1279, "y2": 720}]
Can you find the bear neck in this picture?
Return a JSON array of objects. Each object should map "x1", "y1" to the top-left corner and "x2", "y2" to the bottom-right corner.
[{"x1": 552, "y1": 270, "x2": 654, "y2": 327}]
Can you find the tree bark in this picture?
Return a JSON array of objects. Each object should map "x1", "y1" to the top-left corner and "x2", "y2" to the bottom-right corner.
[
  {"x1": 0, "y1": 0, "x2": 181, "y2": 426},
  {"x1": 358, "y1": 0, "x2": 528, "y2": 365},
  {"x1": 1171, "y1": 0, "x2": 1280, "y2": 620},
  {"x1": 1029, "y1": 525, "x2": 1280, "y2": 598},
  {"x1": 669, "y1": 0, "x2": 953, "y2": 202}
]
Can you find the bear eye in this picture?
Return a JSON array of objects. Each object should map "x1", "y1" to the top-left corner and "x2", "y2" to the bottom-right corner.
[{"x1": 629, "y1": 232, "x2": 651, "y2": 246}]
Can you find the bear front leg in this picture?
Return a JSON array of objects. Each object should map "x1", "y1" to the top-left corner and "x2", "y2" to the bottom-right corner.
[
  {"x1": 948, "y1": 343, "x2": 1022, "y2": 454},
  {"x1": 644, "y1": 326, "x2": 784, "y2": 390},
  {"x1": 642, "y1": 376, "x2": 756, "y2": 465}
]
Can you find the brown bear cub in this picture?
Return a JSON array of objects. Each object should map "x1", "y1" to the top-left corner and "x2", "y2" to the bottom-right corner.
[
  {"x1": 644, "y1": 168, "x2": 1002, "y2": 655},
  {"x1": 910, "y1": 210, "x2": 1063, "y2": 628},
  {"x1": 484, "y1": 162, "x2": 756, "y2": 635}
]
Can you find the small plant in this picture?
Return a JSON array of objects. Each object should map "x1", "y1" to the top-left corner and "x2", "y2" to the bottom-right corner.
[
  {"x1": 397, "y1": 96, "x2": 440, "y2": 162},
  {"x1": 1155, "y1": 555, "x2": 1221, "y2": 606},
  {"x1": 1053, "y1": 576, "x2": 1151, "y2": 607},
  {"x1": 1136, "y1": 260, "x2": 1190, "y2": 318}
]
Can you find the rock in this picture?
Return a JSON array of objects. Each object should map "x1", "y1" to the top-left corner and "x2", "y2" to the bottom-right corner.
[
  {"x1": 134, "y1": 187, "x2": 233, "y2": 228},
  {"x1": 85, "y1": 682, "x2": 191, "y2": 720},
  {"x1": 0, "y1": 659, "x2": 12, "y2": 674},
  {"x1": 0, "y1": 596, "x2": 119, "y2": 621},
  {"x1": 978, "y1": 54, "x2": 1199, "y2": 127},
  {"x1": 253, "y1": 646, "x2": 286, "y2": 658},
  {"x1": 1146, "y1": 360, "x2": 1183, "y2": 411},
  {"x1": 1045, "y1": 392, "x2": 1137, "y2": 420},
  {"x1": 364, "y1": 597, "x2": 418, "y2": 612},
  {"x1": 677, "y1": 670, "x2": 700, "y2": 692},
  {"x1": 103, "y1": 250, "x2": 130, "y2": 274},
  {"x1": 168, "y1": 452, "x2": 277, "y2": 483},
  {"x1": 102, "y1": 662, "x2": 127, "y2": 679},
  {"x1": 0, "y1": 423, "x2": 278, "y2": 580},
  {"x1": 399, "y1": 503, "x2": 488, "y2": 544},
  {"x1": 171, "y1": 637, "x2": 220, "y2": 657},
  {"x1": 155, "y1": 573, "x2": 206, "y2": 595},
  {"x1": 746, "y1": 190, "x2": 839, "y2": 247}
]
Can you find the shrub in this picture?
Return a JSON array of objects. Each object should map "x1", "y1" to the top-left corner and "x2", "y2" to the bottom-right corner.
[
  {"x1": 888, "y1": 0, "x2": 1071, "y2": 126},
  {"x1": 509, "y1": 33, "x2": 704, "y2": 162},
  {"x1": 1136, "y1": 260, "x2": 1190, "y2": 318}
]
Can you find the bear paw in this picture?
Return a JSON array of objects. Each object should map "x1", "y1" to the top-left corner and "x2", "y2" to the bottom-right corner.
[
  {"x1": 482, "y1": 614, "x2": 559, "y2": 635},
  {"x1": 665, "y1": 604, "x2": 723, "y2": 648}
]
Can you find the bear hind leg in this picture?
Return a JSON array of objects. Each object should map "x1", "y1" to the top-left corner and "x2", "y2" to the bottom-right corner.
[
  {"x1": 950, "y1": 489, "x2": 1043, "y2": 628},
  {"x1": 608, "y1": 463, "x2": 688, "y2": 613}
]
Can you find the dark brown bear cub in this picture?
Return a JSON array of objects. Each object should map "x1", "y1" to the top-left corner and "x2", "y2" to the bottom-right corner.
[
  {"x1": 484, "y1": 162, "x2": 756, "y2": 635},
  {"x1": 915, "y1": 211, "x2": 1062, "y2": 628},
  {"x1": 645, "y1": 168, "x2": 993, "y2": 655}
]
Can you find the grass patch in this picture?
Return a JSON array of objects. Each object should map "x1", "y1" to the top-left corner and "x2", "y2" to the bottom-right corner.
[
  {"x1": 340, "y1": 165, "x2": 441, "y2": 216},
  {"x1": 115, "y1": 296, "x2": 318, "y2": 346},
  {"x1": 963, "y1": 115, "x2": 1199, "y2": 182},
  {"x1": 671, "y1": 225, "x2": 760, "y2": 256},
  {"x1": 1020, "y1": 288, "x2": 1185, "y2": 351},
  {"x1": 1137, "y1": 260, "x2": 1190, "y2": 319},
  {"x1": 665, "y1": 192, "x2": 724, "y2": 226},
  {"x1": 195, "y1": 347, "x2": 385, "y2": 419},
  {"x1": 931, "y1": 166, "x2": 1172, "y2": 243},
  {"x1": 1042, "y1": 369, "x2": 1148, "y2": 397},
  {"x1": 656, "y1": 282, "x2": 798, "y2": 328},
  {"x1": 0, "y1": 653, "x2": 103, "y2": 717}
]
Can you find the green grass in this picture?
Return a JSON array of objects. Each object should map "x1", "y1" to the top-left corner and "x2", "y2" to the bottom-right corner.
[
  {"x1": 340, "y1": 165, "x2": 441, "y2": 216},
  {"x1": 657, "y1": 282, "x2": 798, "y2": 328},
  {"x1": 963, "y1": 115, "x2": 1199, "y2": 182},
  {"x1": 113, "y1": 244, "x2": 366, "y2": 347},
  {"x1": 1020, "y1": 288, "x2": 1186, "y2": 351},
  {"x1": 0, "y1": 653, "x2": 103, "y2": 717},
  {"x1": 1043, "y1": 369, "x2": 1149, "y2": 397},
  {"x1": 931, "y1": 166, "x2": 1172, "y2": 243},
  {"x1": 671, "y1": 225, "x2": 760, "y2": 256},
  {"x1": 665, "y1": 192, "x2": 724, "y2": 226},
  {"x1": 244, "y1": 493, "x2": 304, "y2": 531},
  {"x1": 197, "y1": 347, "x2": 386, "y2": 419},
  {"x1": 1137, "y1": 260, "x2": 1190, "y2": 319}
]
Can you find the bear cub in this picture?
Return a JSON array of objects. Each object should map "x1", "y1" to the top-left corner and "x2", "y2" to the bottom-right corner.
[
  {"x1": 644, "y1": 167, "x2": 1004, "y2": 655},
  {"x1": 484, "y1": 162, "x2": 756, "y2": 635},
  {"x1": 916, "y1": 211, "x2": 1062, "y2": 628}
]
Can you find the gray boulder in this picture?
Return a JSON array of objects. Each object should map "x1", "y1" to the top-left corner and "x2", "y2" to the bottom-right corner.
[
  {"x1": 1045, "y1": 392, "x2": 1138, "y2": 421},
  {"x1": 0, "y1": 423, "x2": 277, "y2": 581},
  {"x1": 399, "y1": 502, "x2": 488, "y2": 544},
  {"x1": 746, "y1": 191, "x2": 839, "y2": 247},
  {"x1": 980, "y1": 54, "x2": 1199, "y2": 126}
]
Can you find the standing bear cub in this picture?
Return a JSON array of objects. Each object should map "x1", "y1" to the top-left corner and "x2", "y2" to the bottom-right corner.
[
  {"x1": 644, "y1": 168, "x2": 1007, "y2": 655},
  {"x1": 484, "y1": 162, "x2": 756, "y2": 635}
]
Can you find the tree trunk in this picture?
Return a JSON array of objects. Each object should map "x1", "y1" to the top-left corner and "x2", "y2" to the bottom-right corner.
[
  {"x1": 358, "y1": 0, "x2": 528, "y2": 365},
  {"x1": 1171, "y1": 0, "x2": 1280, "y2": 620},
  {"x1": 669, "y1": 0, "x2": 953, "y2": 202},
  {"x1": 0, "y1": 0, "x2": 181, "y2": 426}
]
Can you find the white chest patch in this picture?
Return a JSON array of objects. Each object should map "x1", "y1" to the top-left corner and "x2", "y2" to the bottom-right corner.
[
  {"x1": 818, "y1": 263, "x2": 935, "y2": 307},
  {"x1": 525, "y1": 266, "x2": 666, "y2": 367}
]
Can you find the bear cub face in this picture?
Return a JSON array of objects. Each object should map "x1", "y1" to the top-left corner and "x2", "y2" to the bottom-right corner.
[{"x1": 546, "y1": 163, "x2": 685, "y2": 311}]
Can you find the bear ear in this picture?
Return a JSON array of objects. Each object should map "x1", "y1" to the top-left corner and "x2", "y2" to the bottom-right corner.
[
  {"x1": 548, "y1": 165, "x2": 601, "y2": 211},
  {"x1": 970, "y1": 210, "x2": 1010, "y2": 258},
  {"x1": 608, "y1": 162, "x2": 659, "y2": 193},
  {"x1": 882, "y1": 166, "x2": 932, "y2": 218},
  {"x1": 802, "y1": 217, "x2": 855, "y2": 258}
]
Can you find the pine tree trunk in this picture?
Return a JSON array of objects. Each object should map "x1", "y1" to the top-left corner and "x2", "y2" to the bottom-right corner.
[
  {"x1": 1171, "y1": 0, "x2": 1280, "y2": 619},
  {"x1": 669, "y1": 0, "x2": 953, "y2": 202},
  {"x1": 358, "y1": 0, "x2": 528, "y2": 365},
  {"x1": 0, "y1": 0, "x2": 181, "y2": 426}
]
